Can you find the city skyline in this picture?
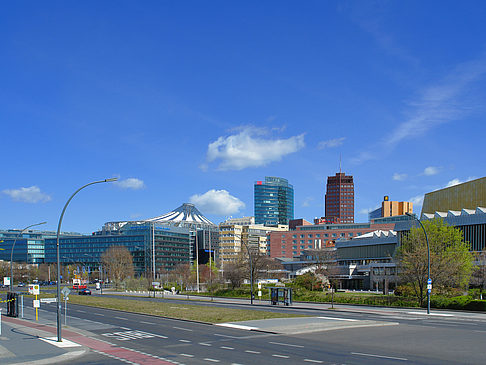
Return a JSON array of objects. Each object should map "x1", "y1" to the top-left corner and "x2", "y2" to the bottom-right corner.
[{"x1": 2, "y1": 2, "x2": 486, "y2": 233}]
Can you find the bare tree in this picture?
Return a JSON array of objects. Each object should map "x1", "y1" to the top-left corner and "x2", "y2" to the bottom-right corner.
[
  {"x1": 173, "y1": 263, "x2": 192, "y2": 291},
  {"x1": 101, "y1": 246, "x2": 135, "y2": 287},
  {"x1": 223, "y1": 263, "x2": 245, "y2": 289}
]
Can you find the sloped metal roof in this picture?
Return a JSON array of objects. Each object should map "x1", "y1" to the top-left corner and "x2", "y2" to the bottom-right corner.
[{"x1": 146, "y1": 203, "x2": 214, "y2": 226}]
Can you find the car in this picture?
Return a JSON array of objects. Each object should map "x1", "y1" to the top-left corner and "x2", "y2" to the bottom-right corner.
[
  {"x1": 17, "y1": 282, "x2": 25, "y2": 287},
  {"x1": 78, "y1": 288, "x2": 91, "y2": 295}
]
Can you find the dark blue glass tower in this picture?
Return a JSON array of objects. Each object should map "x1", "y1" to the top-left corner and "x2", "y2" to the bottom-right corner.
[{"x1": 254, "y1": 177, "x2": 294, "y2": 225}]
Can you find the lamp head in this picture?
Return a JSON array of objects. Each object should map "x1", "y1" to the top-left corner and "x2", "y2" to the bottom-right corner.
[{"x1": 105, "y1": 177, "x2": 118, "y2": 182}]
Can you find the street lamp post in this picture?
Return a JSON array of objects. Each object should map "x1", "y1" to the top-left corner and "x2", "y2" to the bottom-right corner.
[
  {"x1": 406, "y1": 212, "x2": 431, "y2": 314},
  {"x1": 10, "y1": 222, "x2": 47, "y2": 292},
  {"x1": 56, "y1": 178, "x2": 117, "y2": 342}
]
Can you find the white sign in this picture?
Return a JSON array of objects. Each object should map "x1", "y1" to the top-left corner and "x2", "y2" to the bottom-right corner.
[
  {"x1": 3, "y1": 277, "x2": 10, "y2": 286},
  {"x1": 258, "y1": 283, "x2": 262, "y2": 289},
  {"x1": 31, "y1": 284, "x2": 40, "y2": 295},
  {"x1": 40, "y1": 298, "x2": 57, "y2": 303},
  {"x1": 33, "y1": 300, "x2": 40, "y2": 308},
  {"x1": 62, "y1": 287, "x2": 71, "y2": 297},
  {"x1": 258, "y1": 290, "x2": 262, "y2": 297},
  {"x1": 427, "y1": 284, "x2": 432, "y2": 290}
]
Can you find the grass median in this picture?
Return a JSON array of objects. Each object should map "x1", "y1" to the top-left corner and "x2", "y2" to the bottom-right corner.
[{"x1": 65, "y1": 295, "x2": 306, "y2": 323}]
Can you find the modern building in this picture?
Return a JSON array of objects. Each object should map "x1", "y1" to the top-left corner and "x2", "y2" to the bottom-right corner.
[
  {"x1": 254, "y1": 177, "x2": 294, "y2": 225},
  {"x1": 104, "y1": 203, "x2": 219, "y2": 264},
  {"x1": 0, "y1": 229, "x2": 83, "y2": 265},
  {"x1": 421, "y1": 176, "x2": 486, "y2": 215},
  {"x1": 44, "y1": 222, "x2": 192, "y2": 277},
  {"x1": 325, "y1": 172, "x2": 354, "y2": 223},
  {"x1": 368, "y1": 196, "x2": 413, "y2": 221},
  {"x1": 268, "y1": 219, "x2": 397, "y2": 259},
  {"x1": 395, "y1": 207, "x2": 486, "y2": 252},
  {"x1": 219, "y1": 220, "x2": 287, "y2": 267}
]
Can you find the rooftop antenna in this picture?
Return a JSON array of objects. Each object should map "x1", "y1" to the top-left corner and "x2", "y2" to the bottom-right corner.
[{"x1": 339, "y1": 153, "x2": 342, "y2": 173}]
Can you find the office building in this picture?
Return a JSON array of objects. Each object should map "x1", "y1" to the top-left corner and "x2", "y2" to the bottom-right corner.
[
  {"x1": 325, "y1": 172, "x2": 354, "y2": 223},
  {"x1": 254, "y1": 177, "x2": 294, "y2": 225},
  {"x1": 219, "y1": 220, "x2": 287, "y2": 267},
  {"x1": 268, "y1": 219, "x2": 398, "y2": 259},
  {"x1": 368, "y1": 196, "x2": 413, "y2": 221}
]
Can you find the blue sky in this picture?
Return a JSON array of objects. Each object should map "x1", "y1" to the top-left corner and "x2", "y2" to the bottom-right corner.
[{"x1": 1, "y1": 1, "x2": 485, "y2": 233}]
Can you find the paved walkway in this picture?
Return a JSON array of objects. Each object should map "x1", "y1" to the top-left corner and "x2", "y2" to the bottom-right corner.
[{"x1": 0, "y1": 304, "x2": 175, "y2": 364}]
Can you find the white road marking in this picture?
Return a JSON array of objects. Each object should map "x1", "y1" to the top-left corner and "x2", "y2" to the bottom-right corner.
[
  {"x1": 304, "y1": 359, "x2": 323, "y2": 363},
  {"x1": 141, "y1": 321, "x2": 152, "y2": 325},
  {"x1": 221, "y1": 346, "x2": 234, "y2": 350},
  {"x1": 352, "y1": 352, "x2": 408, "y2": 361},
  {"x1": 317, "y1": 316, "x2": 358, "y2": 321},
  {"x1": 77, "y1": 310, "x2": 86, "y2": 313},
  {"x1": 269, "y1": 341, "x2": 304, "y2": 348},
  {"x1": 272, "y1": 354, "x2": 289, "y2": 358},
  {"x1": 180, "y1": 353, "x2": 194, "y2": 357},
  {"x1": 245, "y1": 350, "x2": 260, "y2": 354},
  {"x1": 216, "y1": 323, "x2": 258, "y2": 330},
  {"x1": 474, "y1": 330, "x2": 486, "y2": 333},
  {"x1": 203, "y1": 359, "x2": 220, "y2": 362},
  {"x1": 173, "y1": 326, "x2": 193, "y2": 331},
  {"x1": 120, "y1": 327, "x2": 131, "y2": 330},
  {"x1": 179, "y1": 339, "x2": 191, "y2": 343},
  {"x1": 407, "y1": 311, "x2": 454, "y2": 317},
  {"x1": 199, "y1": 342, "x2": 212, "y2": 346},
  {"x1": 94, "y1": 313, "x2": 104, "y2": 316},
  {"x1": 115, "y1": 316, "x2": 129, "y2": 320},
  {"x1": 214, "y1": 333, "x2": 239, "y2": 338}
]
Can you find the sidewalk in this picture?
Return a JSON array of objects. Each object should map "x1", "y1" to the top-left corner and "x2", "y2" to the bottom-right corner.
[{"x1": 0, "y1": 310, "x2": 87, "y2": 365}]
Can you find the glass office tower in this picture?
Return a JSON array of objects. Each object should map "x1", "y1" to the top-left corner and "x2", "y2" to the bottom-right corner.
[{"x1": 254, "y1": 177, "x2": 294, "y2": 225}]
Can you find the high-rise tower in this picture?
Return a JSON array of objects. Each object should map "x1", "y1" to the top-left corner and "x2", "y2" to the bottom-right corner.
[
  {"x1": 325, "y1": 172, "x2": 354, "y2": 223},
  {"x1": 254, "y1": 177, "x2": 294, "y2": 225}
]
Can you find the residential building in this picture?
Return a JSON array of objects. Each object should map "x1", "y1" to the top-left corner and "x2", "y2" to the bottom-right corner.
[
  {"x1": 325, "y1": 172, "x2": 354, "y2": 223},
  {"x1": 254, "y1": 177, "x2": 294, "y2": 225}
]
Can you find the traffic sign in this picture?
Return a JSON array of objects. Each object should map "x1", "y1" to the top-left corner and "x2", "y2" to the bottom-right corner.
[
  {"x1": 40, "y1": 298, "x2": 57, "y2": 303},
  {"x1": 33, "y1": 300, "x2": 40, "y2": 308},
  {"x1": 427, "y1": 278, "x2": 432, "y2": 284},
  {"x1": 61, "y1": 287, "x2": 71, "y2": 297},
  {"x1": 427, "y1": 284, "x2": 432, "y2": 290}
]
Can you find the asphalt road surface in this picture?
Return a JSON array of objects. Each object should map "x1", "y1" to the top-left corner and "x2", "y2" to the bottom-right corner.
[{"x1": 22, "y1": 293, "x2": 486, "y2": 365}]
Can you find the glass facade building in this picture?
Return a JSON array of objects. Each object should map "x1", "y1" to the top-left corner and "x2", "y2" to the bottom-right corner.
[{"x1": 254, "y1": 176, "x2": 294, "y2": 225}]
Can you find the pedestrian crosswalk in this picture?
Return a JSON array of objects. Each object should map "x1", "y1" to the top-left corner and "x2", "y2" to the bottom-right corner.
[{"x1": 101, "y1": 329, "x2": 167, "y2": 341}]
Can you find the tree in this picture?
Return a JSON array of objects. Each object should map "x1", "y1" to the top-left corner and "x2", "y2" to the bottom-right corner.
[
  {"x1": 470, "y1": 251, "x2": 486, "y2": 299},
  {"x1": 395, "y1": 219, "x2": 473, "y2": 305},
  {"x1": 223, "y1": 263, "x2": 245, "y2": 289},
  {"x1": 101, "y1": 246, "x2": 135, "y2": 287}
]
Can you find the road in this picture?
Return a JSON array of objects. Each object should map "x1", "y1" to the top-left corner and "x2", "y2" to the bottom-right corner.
[{"x1": 19, "y1": 291, "x2": 486, "y2": 364}]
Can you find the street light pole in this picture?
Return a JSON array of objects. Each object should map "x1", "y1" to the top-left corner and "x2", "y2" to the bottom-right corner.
[
  {"x1": 56, "y1": 178, "x2": 117, "y2": 342},
  {"x1": 406, "y1": 212, "x2": 431, "y2": 314},
  {"x1": 10, "y1": 222, "x2": 47, "y2": 292}
]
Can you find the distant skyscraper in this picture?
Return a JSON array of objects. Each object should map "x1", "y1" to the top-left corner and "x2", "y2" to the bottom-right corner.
[
  {"x1": 325, "y1": 172, "x2": 354, "y2": 223},
  {"x1": 254, "y1": 177, "x2": 294, "y2": 225}
]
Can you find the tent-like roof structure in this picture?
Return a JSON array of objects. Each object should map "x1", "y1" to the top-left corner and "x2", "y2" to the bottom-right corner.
[
  {"x1": 146, "y1": 203, "x2": 214, "y2": 226},
  {"x1": 102, "y1": 203, "x2": 216, "y2": 232}
]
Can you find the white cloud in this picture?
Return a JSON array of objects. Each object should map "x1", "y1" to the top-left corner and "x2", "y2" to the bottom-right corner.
[
  {"x1": 386, "y1": 57, "x2": 486, "y2": 148},
  {"x1": 317, "y1": 137, "x2": 346, "y2": 149},
  {"x1": 445, "y1": 178, "x2": 461, "y2": 188},
  {"x1": 3, "y1": 186, "x2": 51, "y2": 203},
  {"x1": 189, "y1": 189, "x2": 245, "y2": 215},
  {"x1": 353, "y1": 55, "x2": 486, "y2": 165},
  {"x1": 409, "y1": 194, "x2": 424, "y2": 208},
  {"x1": 302, "y1": 196, "x2": 314, "y2": 208},
  {"x1": 393, "y1": 173, "x2": 407, "y2": 181},
  {"x1": 204, "y1": 126, "x2": 305, "y2": 170},
  {"x1": 423, "y1": 166, "x2": 439, "y2": 176},
  {"x1": 114, "y1": 178, "x2": 145, "y2": 190}
]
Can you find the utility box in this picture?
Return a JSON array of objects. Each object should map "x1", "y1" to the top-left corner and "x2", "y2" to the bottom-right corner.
[
  {"x1": 6, "y1": 292, "x2": 19, "y2": 317},
  {"x1": 269, "y1": 287, "x2": 292, "y2": 306}
]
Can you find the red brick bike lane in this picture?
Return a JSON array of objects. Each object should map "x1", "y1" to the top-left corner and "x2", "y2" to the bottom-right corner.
[{"x1": 3, "y1": 316, "x2": 177, "y2": 365}]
